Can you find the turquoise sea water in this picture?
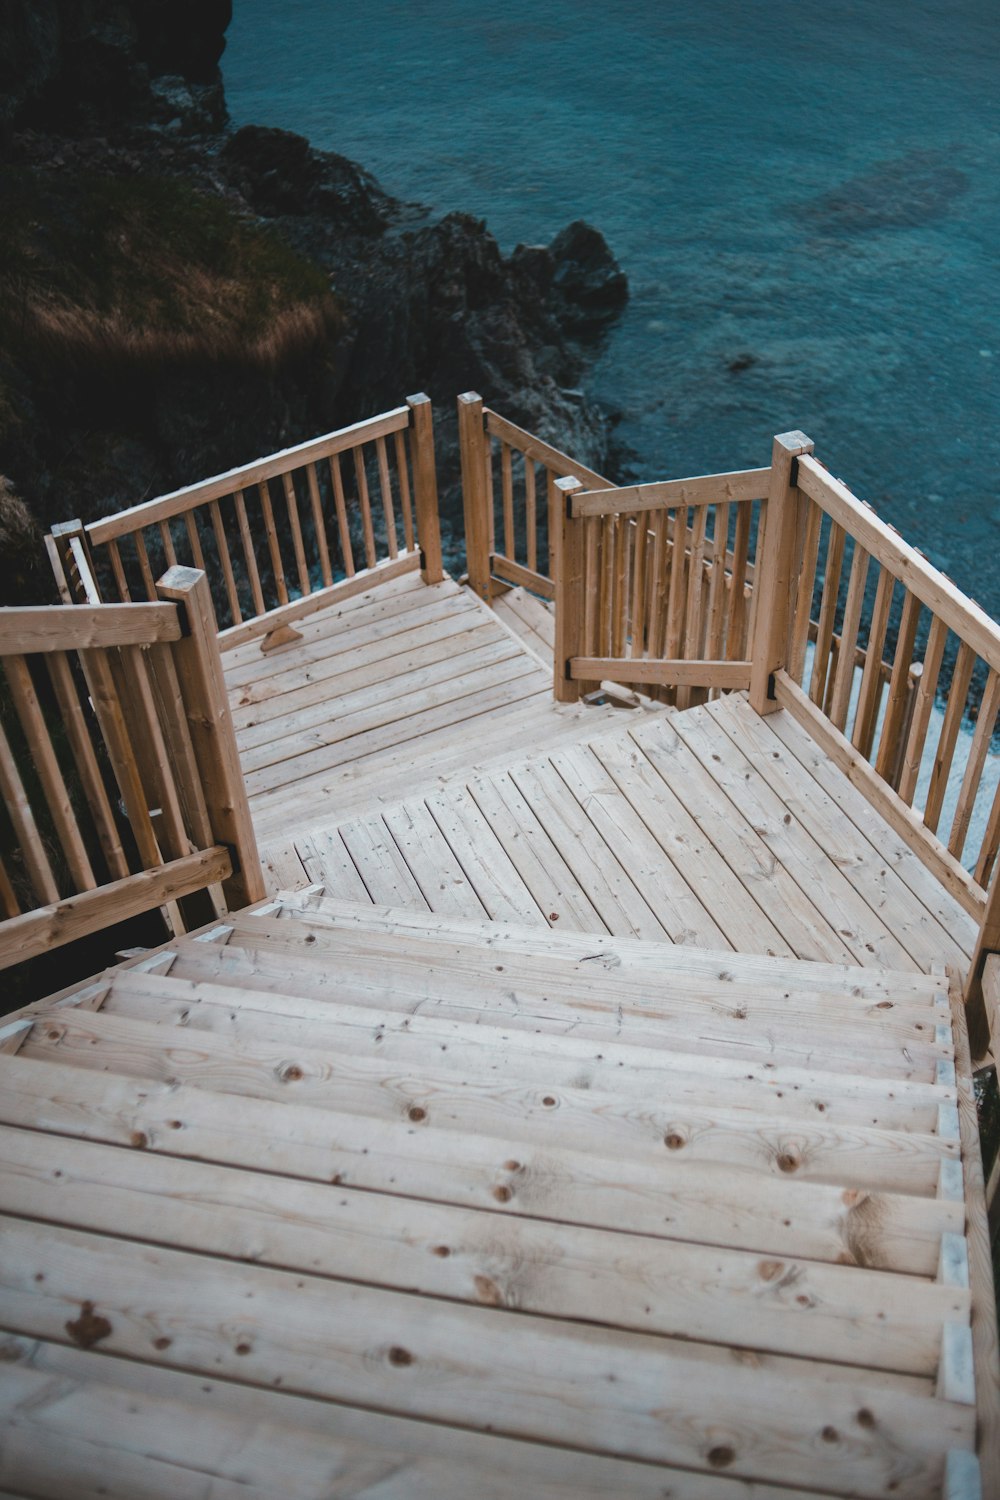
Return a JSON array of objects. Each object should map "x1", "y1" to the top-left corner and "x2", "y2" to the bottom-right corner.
[{"x1": 224, "y1": 0, "x2": 1000, "y2": 611}]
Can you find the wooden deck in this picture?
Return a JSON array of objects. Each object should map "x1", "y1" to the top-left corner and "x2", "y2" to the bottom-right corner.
[{"x1": 2, "y1": 572, "x2": 997, "y2": 1498}]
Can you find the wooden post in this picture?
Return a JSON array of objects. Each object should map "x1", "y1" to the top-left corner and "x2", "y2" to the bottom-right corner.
[
  {"x1": 963, "y1": 879, "x2": 1000, "y2": 1060},
  {"x1": 406, "y1": 393, "x2": 444, "y2": 585},
  {"x1": 553, "y1": 476, "x2": 586, "y2": 702},
  {"x1": 155, "y1": 566, "x2": 265, "y2": 911},
  {"x1": 457, "y1": 392, "x2": 492, "y2": 603},
  {"x1": 749, "y1": 431, "x2": 814, "y2": 715}
]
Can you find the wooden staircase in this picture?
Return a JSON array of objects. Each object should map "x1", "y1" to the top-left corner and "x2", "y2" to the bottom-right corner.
[{"x1": 0, "y1": 868, "x2": 987, "y2": 1497}]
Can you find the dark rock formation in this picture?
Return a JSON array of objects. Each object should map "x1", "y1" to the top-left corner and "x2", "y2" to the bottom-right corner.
[{"x1": 0, "y1": 2, "x2": 628, "y2": 595}]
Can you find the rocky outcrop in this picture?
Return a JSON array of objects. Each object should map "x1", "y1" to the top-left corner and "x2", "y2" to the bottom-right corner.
[{"x1": 0, "y1": 5, "x2": 629, "y2": 595}]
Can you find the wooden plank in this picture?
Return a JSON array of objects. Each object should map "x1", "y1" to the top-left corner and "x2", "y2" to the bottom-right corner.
[
  {"x1": 874, "y1": 588, "x2": 923, "y2": 784},
  {"x1": 107, "y1": 964, "x2": 951, "y2": 1132},
  {"x1": 0, "y1": 1124, "x2": 969, "y2": 1377},
  {"x1": 667, "y1": 704, "x2": 919, "y2": 970},
  {"x1": 572, "y1": 474, "x2": 769, "y2": 518},
  {"x1": 774, "y1": 671, "x2": 985, "y2": 920},
  {"x1": 207, "y1": 498, "x2": 243, "y2": 625},
  {"x1": 218, "y1": 553, "x2": 420, "y2": 652},
  {"x1": 524, "y1": 453, "x2": 538, "y2": 573},
  {"x1": 232, "y1": 487, "x2": 266, "y2": 617},
  {"x1": 798, "y1": 453, "x2": 1000, "y2": 674},
  {"x1": 258, "y1": 837, "x2": 309, "y2": 896},
  {"x1": 0, "y1": 1049, "x2": 958, "y2": 1274},
  {"x1": 949, "y1": 667, "x2": 1000, "y2": 860},
  {"x1": 829, "y1": 542, "x2": 870, "y2": 730},
  {"x1": 281, "y1": 470, "x2": 311, "y2": 595},
  {"x1": 713, "y1": 695, "x2": 965, "y2": 975},
  {"x1": 0, "y1": 603, "x2": 180, "y2": 654},
  {"x1": 509, "y1": 759, "x2": 670, "y2": 941},
  {"x1": 304, "y1": 461, "x2": 333, "y2": 588},
  {"x1": 296, "y1": 827, "x2": 370, "y2": 902},
  {"x1": 256, "y1": 478, "x2": 288, "y2": 606},
  {"x1": 0, "y1": 715, "x2": 60, "y2": 906},
  {"x1": 381, "y1": 800, "x2": 489, "y2": 918},
  {"x1": 423, "y1": 789, "x2": 546, "y2": 925},
  {"x1": 570, "y1": 655, "x2": 751, "y2": 688},
  {"x1": 549, "y1": 745, "x2": 729, "y2": 948},
  {"x1": 490, "y1": 553, "x2": 555, "y2": 599},
  {"x1": 394, "y1": 427, "x2": 415, "y2": 552},
  {"x1": 328, "y1": 449, "x2": 355, "y2": 575},
  {"x1": 589, "y1": 729, "x2": 791, "y2": 956},
  {"x1": 336, "y1": 816, "x2": 431, "y2": 909},
  {"x1": 465, "y1": 770, "x2": 607, "y2": 933},
  {"x1": 787, "y1": 496, "x2": 822, "y2": 682},
  {"x1": 45, "y1": 651, "x2": 129, "y2": 881},
  {"x1": 0, "y1": 1344, "x2": 841, "y2": 1500},
  {"x1": 749, "y1": 432, "x2": 814, "y2": 714},
  {"x1": 852, "y1": 565, "x2": 895, "y2": 757},
  {"x1": 87, "y1": 408, "x2": 411, "y2": 545},
  {"x1": 0, "y1": 1215, "x2": 972, "y2": 1495},
  {"x1": 354, "y1": 445, "x2": 378, "y2": 569},
  {"x1": 810, "y1": 521, "x2": 846, "y2": 708},
  {"x1": 0, "y1": 847, "x2": 231, "y2": 968},
  {"x1": 766, "y1": 704, "x2": 978, "y2": 961},
  {"x1": 375, "y1": 434, "x2": 398, "y2": 559}
]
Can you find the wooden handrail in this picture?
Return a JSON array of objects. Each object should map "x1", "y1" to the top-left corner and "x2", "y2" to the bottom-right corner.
[
  {"x1": 798, "y1": 455, "x2": 1000, "y2": 675},
  {"x1": 86, "y1": 408, "x2": 411, "y2": 545},
  {"x1": 571, "y1": 469, "x2": 770, "y2": 518},
  {"x1": 0, "y1": 603, "x2": 180, "y2": 654}
]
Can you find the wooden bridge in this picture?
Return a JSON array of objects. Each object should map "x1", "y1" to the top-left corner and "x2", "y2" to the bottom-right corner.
[{"x1": 0, "y1": 394, "x2": 998, "y2": 1498}]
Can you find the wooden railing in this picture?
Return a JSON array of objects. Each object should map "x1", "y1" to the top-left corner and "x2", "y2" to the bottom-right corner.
[
  {"x1": 457, "y1": 392, "x2": 610, "y2": 604},
  {"x1": 48, "y1": 397, "x2": 443, "y2": 651},
  {"x1": 552, "y1": 467, "x2": 771, "y2": 704},
  {"x1": 0, "y1": 568, "x2": 264, "y2": 970}
]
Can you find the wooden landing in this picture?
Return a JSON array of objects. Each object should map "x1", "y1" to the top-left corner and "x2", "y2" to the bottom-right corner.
[
  {"x1": 0, "y1": 894, "x2": 989, "y2": 1498},
  {"x1": 291, "y1": 690, "x2": 977, "y2": 975},
  {"x1": 224, "y1": 571, "x2": 620, "y2": 863}
]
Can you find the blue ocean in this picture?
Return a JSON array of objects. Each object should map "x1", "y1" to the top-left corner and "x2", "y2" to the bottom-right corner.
[{"x1": 224, "y1": 0, "x2": 999, "y2": 609}]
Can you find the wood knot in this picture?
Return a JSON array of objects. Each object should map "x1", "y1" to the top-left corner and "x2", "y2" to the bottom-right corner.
[
  {"x1": 432, "y1": 1245, "x2": 451, "y2": 1257},
  {"x1": 855, "y1": 1408, "x2": 876, "y2": 1429},
  {"x1": 65, "y1": 1302, "x2": 112, "y2": 1350},
  {"x1": 776, "y1": 1148, "x2": 801, "y2": 1173},
  {"x1": 707, "y1": 1445, "x2": 735, "y2": 1468},
  {"x1": 541, "y1": 1096, "x2": 557, "y2": 1108},
  {"x1": 757, "y1": 1259, "x2": 784, "y2": 1282},
  {"x1": 407, "y1": 1105, "x2": 427, "y2": 1123},
  {"x1": 153, "y1": 1336, "x2": 172, "y2": 1351},
  {"x1": 664, "y1": 1132, "x2": 687, "y2": 1151},
  {"x1": 388, "y1": 1345, "x2": 413, "y2": 1366},
  {"x1": 278, "y1": 1063, "x2": 303, "y2": 1083},
  {"x1": 474, "y1": 1275, "x2": 504, "y2": 1306},
  {"x1": 492, "y1": 1184, "x2": 513, "y2": 1203},
  {"x1": 822, "y1": 1425, "x2": 838, "y2": 1443},
  {"x1": 130, "y1": 1130, "x2": 149, "y2": 1150}
]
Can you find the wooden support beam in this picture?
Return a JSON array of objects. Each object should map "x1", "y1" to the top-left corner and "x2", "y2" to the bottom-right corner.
[
  {"x1": 570, "y1": 657, "x2": 751, "y2": 689},
  {"x1": 552, "y1": 476, "x2": 586, "y2": 702},
  {"x1": 457, "y1": 392, "x2": 492, "y2": 603},
  {"x1": 155, "y1": 567, "x2": 265, "y2": 911},
  {"x1": 749, "y1": 431, "x2": 814, "y2": 714},
  {"x1": 407, "y1": 393, "x2": 444, "y2": 585}
]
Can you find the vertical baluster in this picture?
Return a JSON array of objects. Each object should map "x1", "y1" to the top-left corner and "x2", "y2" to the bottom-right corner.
[
  {"x1": 406, "y1": 394, "x2": 443, "y2": 583},
  {"x1": 0, "y1": 695, "x2": 61, "y2": 904},
  {"x1": 646, "y1": 510, "x2": 669, "y2": 660},
  {"x1": 328, "y1": 453, "x2": 355, "y2": 577},
  {"x1": 233, "y1": 489, "x2": 266, "y2": 617},
  {"x1": 375, "y1": 435, "x2": 398, "y2": 560},
  {"x1": 81, "y1": 647, "x2": 161, "y2": 870},
  {"x1": 923, "y1": 642, "x2": 976, "y2": 833},
  {"x1": 677, "y1": 506, "x2": 709, "y2": 708},
  {"x1": 354, "y1": 447, "x2": 377, "y2": 570},
  {"x1": 257, "y1": 479, "x2": 288, "y2": 605},
  {"x1": 525, "y1": 457, "x2": 537, "y2": 574},
  {"x1": 788, "y1": 500, "x2": 822, "y2": 683},
  {"x1": 664, "y1": 507, "x2": 689, "y2": 660},
  {"x1": 107, "y1": 539, "x2": 131, "y2": 602},
  {"x1": 146, "y1": 644, "x2": 214, "y2": 853},
  {"x1": 281, "y1": 470, "x2": 311, "y2": 595},
  {"x1": 705, "y1": 503, "x2": 729, "y2": 664},
  {"x1": 598, "y1": 514, "x2": 614, "y2": 657},
  {"x1": 726, "y1": 504, "x2": 752, "y2": 660},
  {"x1": 158, "y1": 520, "x2": 177, "y2": 569},
  {"x1": 552, "y1": 476, "x2": 586, "y2": 702},
  {"x1": 133, "y1": 530, "x2": 157, "y2": 600},
  {"x1": 612, "y1": 516, "x2": 630, "y2": 658},
  {"x1": 4, "y1": 654, "x2": 95, "y2": 891},
  {"x1": 583, "y1": 515, "x2": 600, "y2": 655},
  {"x1": 809, "y1": 521, "x2": 845, "y2": 706},
  {"x1": 898, "y1": 615, "x2": 948, "y2": 806},
  {"x1": 975, "y1": 779, "x2": 1000, "y2": 888},
  {"x1": 828, "y1": 543, "x2": 870, "y2": 730},
  {"x1": 629, "y1": 512, "x2": 649, "y2": 659},
  {"x1": 46, "y1": 651, "x2": 129, "y2": 880},
  {"x1": 484, "y1": 439, "x2": 496, "y2": 559},
  {"x1": 393, "y1": 430, "x2": 415, "y2": 553},
  {"x1": 852, "y1": 568, "x2": 894, "y2": 758},
  {"x1": 501, "y1": 441, "x2": 515, "y2": 560},
  {"x1": 949, "y1": 666, "x2": 1000, "y2": 860},
  {"x1": 0, "y1": 857, "x2": 18, "y2": 918},
  {"x1": 119, "y1": 645, "x2": 189, "y2": 861},
  {"x1": 874, "y1": 590, "x2": 922, "y2": 785},
  {"x1": 209, "y1": 499, "x2": 243, "y2": 626},
  {"x1": 306, "y1": 463, "x2": 334, "y2": 587},
  {"x1": 744, "y1": 499, "x2": 768, "y2": 666},
  {"x1": 183, "y1": 510, "x2": 206, "y2": 572}
]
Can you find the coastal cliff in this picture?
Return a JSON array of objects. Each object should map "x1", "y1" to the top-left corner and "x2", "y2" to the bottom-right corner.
[{"x1": 0, "y1": 0, "x2": 628, "y2": 599}]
